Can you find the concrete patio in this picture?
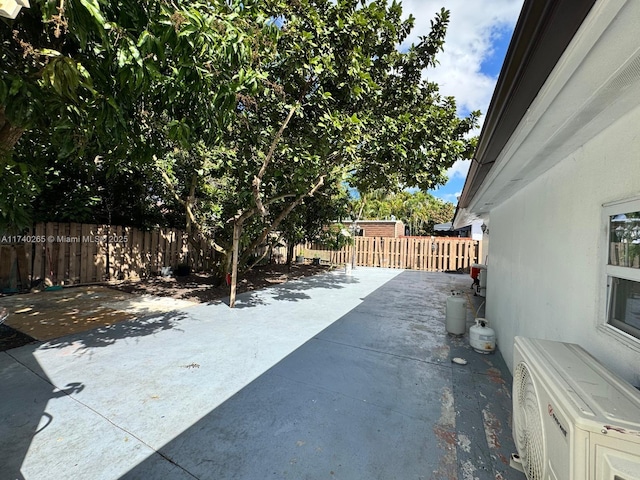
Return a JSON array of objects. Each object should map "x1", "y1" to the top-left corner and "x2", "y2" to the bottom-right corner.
[{"x1": 0, "y1": 268, "x2": 525, "y2": 480}]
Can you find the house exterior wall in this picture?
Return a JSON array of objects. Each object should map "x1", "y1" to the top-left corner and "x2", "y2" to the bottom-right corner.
[
  {"x1": 342, "y1": 221, "x2": 405, "y2": 238},
  {"x1": 486, "y1": 103, "x2": 640, "y2": 385}
]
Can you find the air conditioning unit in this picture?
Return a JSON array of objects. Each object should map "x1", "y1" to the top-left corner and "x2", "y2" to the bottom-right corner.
[{"x1": 512, "y1": 336, "x2": 640, "y2": 480}]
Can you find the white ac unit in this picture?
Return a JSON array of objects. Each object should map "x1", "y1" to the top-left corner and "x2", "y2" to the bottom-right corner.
[{"x1": 512, "y1": 336, "x2": 640, "y2": 480}]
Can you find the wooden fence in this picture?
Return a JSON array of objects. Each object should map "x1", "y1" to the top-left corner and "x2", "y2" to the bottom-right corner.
[
  {"x1": 0, "y1": 222, "x2": 217, "y2": 292},
  {"x1": 295, "y1": 236, "x2": 479, "y2": 271},
  {"x1": 1, "y1": 225, "x2": 479, "y2": 292},
  {"x1": 610, "y1": 242, "x2": 640, "y2": 268}
]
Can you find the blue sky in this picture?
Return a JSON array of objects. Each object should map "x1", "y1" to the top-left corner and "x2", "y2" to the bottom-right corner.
[{"x1": 396, "y1": 0, "x2": 524, "y2": 204}]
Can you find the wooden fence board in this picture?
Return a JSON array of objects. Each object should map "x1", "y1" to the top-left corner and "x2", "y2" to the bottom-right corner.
[
  {"x1": 96, "y1": 225, "x2": 107, "y2": 282},
  {"x1": 8, "y1": 247, "x2": 17, "y2": 290},
  {"x1": 55, "y1": 223, "x2": 66, "y2": 282},
  {"x1": 16, "y1": 244, "x2": 29, "y2": 289},
  {"x1": 69, "y1": 223, "x2": 79, "y2": 283},
  {"x1": 296, "y1": 236, "x2": 478, "y2": 272},
  {"x1": 2, "y1": 225, "x2": 476, "y2": 291},
  {"x1": 131, "y1": 228, "x2": 143, "y2": 279},
  {"x1": 0, "y1": 222, "x2": 219, "y2": 290},
  {"x1": 0, "y1": 246, "x2": 11, "y2": 290},
  {"x1": 44, "y1": 223, "x2": 54, "y2": 282}
]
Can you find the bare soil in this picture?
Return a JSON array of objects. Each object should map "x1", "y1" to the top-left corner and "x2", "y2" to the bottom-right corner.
[
  {"x1": 111, "y1": 263, "x2": 334, "y2": 303},
  {"x1": 0, "y1": 263, "x2": 333, "y2": 350}
]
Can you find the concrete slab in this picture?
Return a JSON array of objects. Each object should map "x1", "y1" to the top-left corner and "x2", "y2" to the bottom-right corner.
[
  {"x1": 0, "y1": 268, "x2": 526, "y2": 480},
  {"x1": 128, "y1": 368, "x2": 450, "y2": 480},
  {"x1": 315, "y1": 272, "x2": 457, "y2": 364},
  {"x1": 1, "y1": 268, "x2": 402, "y2": 479},
  {"x1": 0, "y1": 351, "x2": 176, "y2": 480}
]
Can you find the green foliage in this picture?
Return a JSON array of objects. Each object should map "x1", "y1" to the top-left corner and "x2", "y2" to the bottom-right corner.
[
  {"x1": 353, "y1": 190, "x2": 455, "y2": 236},
  {"x1": 0, "y1": 159, "x2": 39, "y2": 231},
  {"x1": 1, "y1": 0, "x2": 270, "y2": 230},
  {"x1": 321, "y1": 223, "x2": 354, "y2": 251},
  {"x1": 279, "y1": 181, "x2": 351, "y2": 246},
  {"x1": 2, "y1": 0, "x2": 478, "y2": 277}
]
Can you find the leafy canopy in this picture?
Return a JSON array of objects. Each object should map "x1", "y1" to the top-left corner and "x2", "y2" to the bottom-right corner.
[{"x1": 2, "y1": 0, "x2": 478, "y2": 276}]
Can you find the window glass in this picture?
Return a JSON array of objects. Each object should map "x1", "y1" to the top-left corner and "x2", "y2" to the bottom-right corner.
[
  {"x1": 609, "y1": 212, "x2": 640, "y2": 268},
  {"x1": 609, "y1": 277, "x2": 640, "y2": 337},
  {"x1": 605, "y1": 201, "x2": 640, "y2": 340}
]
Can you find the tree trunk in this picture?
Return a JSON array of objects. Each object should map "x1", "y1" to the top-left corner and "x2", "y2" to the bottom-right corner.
[
  {"x1": 229, "y1": 220, "x2": 242, "y2": 308},
  {"x1": 286, "y1": 241, "x2": 295, "y2": 266},
  {"x1": 239, "y1": 176, "x2": 325, "y2": 266},
  {"x1": 0, "y1": 108, "x2": 24, "y2": 159}
]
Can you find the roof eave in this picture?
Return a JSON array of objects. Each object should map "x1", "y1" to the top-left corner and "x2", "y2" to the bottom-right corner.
[{"x1": 456, "y1": 0, "x2": 597, "y2": 215}]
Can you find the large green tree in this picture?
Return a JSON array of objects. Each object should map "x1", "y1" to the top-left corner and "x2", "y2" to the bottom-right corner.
[
  {"x1": 3, "y1": 0, "x2": 478, "y2": 308},
  {"x1": 216, "y1": 0, "x2": 478, "y2": 305},
  {"x1": 1, "y1": 0, "x2": 269, "y2": 230}
]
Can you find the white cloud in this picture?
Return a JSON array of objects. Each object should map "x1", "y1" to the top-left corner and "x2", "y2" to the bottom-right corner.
[
  {"x1": 437, "y1": 191, "x2": 462, "y2": 203},
  {"x1": 400, "y1": 0, "x2": 523, "y2": 117},
  {"x1": 447, "y1": 159, "x2": 471, "y2": 179}
]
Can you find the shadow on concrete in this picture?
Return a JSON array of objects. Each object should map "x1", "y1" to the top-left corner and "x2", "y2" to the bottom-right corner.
[
  {"x1": 230, "y1": 272, "x2": 359, "y2": 309},
  {"x1": 1, "y1": 310, "x2": 189, "y2": 478},
  {"x1": 120, "y1": 271, "x2": 524, "y2": 480},
  {"x1": 0, "y1": 347, "x2": 85, "y2": 480},
  {"x1": 37, "y1": 310, "x2": 189, "y2": 351},
  {"x1": 221, "y1": 294, "x2": 268, "y2": 309}
]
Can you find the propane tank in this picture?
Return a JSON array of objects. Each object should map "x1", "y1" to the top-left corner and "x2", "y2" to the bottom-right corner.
[
  {"x1": 470, "y1": 318, "x2": 496, "y2": 354},
  {"x1": 445, "y1": 291, "x2": 467, "y2": 336}
]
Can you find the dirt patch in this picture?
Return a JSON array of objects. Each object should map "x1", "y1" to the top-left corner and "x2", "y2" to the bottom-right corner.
[
  {"x1": 0, "y1": 286, "x2": 195, "y2": 341},
  {"x1": 111, "y1": 263, "x2": 334, "y2": 303}
]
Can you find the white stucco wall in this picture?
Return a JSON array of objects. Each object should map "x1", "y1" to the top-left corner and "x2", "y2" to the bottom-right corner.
[{"x1": 486, "y1": 103, "x2": 640, "y2": 386}]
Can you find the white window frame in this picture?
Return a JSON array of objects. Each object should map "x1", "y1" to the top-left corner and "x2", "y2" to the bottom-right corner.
[{"x1": 600, "y1": 196, "x2": 640, "y2": 350}]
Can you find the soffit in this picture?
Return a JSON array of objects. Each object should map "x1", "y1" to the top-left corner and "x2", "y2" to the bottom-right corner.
[{"x1": 463, "y1": 0, "x2": 640, "y2": 217}]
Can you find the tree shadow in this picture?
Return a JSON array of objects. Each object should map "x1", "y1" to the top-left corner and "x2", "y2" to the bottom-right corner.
[
  {"x1": 117, "y1": 271, "x2": 521, "y2": 480},
  {"x1": 0, "y1": 323, "x2": 36, "y2": 351},
  {"x1": 1, "y1": 347, "x2": 85, "y2": 480},
  {"x1": 112, "y1": 264, "x2": 336, "y2": 304},
  {"x1": 222, "y1": 295, "x2": 268, "y2": 309},
  {"x1": 37, "y1": 310, "x2": 189, "y2": 352},
  {"x1": 230, "y1": 272, "x2": 360, "y2": 308},
  {"x1": 1, "y1": 308, "x2": 190, "y2": 477}
]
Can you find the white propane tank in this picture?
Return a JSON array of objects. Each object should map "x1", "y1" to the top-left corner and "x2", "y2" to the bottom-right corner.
[
  {"x1": 445, "y1": 291, "x2": 467, "y2": 336},
  {"x1": 470, "y1": 318, "x2": 495, "y2": 354}
]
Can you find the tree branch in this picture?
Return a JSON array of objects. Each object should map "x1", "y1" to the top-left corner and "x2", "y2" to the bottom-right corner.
[
  {"x1": 240, "y1": 175, "x2": 326, "y2": 265},
  {"x1": 229, "y1": 192, "x2": 297, "y2": 226},
  {"x1": 160, "y1": 168, "x2": 225, "y2": 254},
  {"x1": 252, "y1": 102, "x2": 299, "y2": 216},
  {"x1": 246, "y1": 232, "x2": 284, "y2": 271},
  {"x1": 160, "y1": 169, "x2": 187, "y2": 207},
  {"x1": 0, "y1": 108, "x2": 25, "y2": 160},
  {"x1": 251, "y1": 76, "x2": 315, "y2": 218}
]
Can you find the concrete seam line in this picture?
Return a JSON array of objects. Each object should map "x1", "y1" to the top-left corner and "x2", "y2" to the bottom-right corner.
[{"x1": 6, "y1": 350, "x2": 200, "y2": 480}]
